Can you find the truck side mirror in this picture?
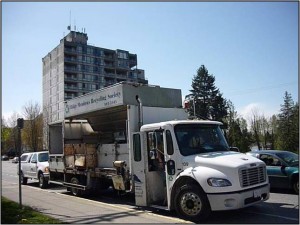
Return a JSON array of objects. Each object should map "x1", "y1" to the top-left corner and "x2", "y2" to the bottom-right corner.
[{"x1": 167, "y1": 160, "x2": 175, "y2": 175}]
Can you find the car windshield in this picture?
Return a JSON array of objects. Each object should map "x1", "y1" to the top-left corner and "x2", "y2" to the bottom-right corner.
[
  {"x1": 175, "y1": 124, "x2": 230, "y2": 156},
  {"x1": 38, "y1": 152, "x2": 49, "y2": 162},
  {"x1": 275, "y1": 152, "x2": 299, "y2": 166}
]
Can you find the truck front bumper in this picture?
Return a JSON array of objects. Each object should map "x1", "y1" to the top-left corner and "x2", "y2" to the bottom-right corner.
[{"x1": 207, "y1": 184, "x2": 269, "y2": 211}]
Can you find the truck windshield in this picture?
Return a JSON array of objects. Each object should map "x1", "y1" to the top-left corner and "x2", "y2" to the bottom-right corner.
[{"x1": 174, "y1": 124, "x2": 230, "y2": 156}]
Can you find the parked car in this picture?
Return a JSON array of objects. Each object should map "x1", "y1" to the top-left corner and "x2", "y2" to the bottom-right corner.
[
  {"x1": 18, "y1": 151, "x2": 49, "y2": 188},
  {"x1": 246, "y1": 150, "x2": 299, "y2": 194},
  {"x1": 1, "y1": 155, "x2": 9, "y2": 161},
  {"x1": 12, "y1": 157, "x2": 19, "y2": 163}
]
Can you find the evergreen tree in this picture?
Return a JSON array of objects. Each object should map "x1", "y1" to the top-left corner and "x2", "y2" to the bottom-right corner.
[
  {"x1": 277, "y1": 92, "x2": 298, "y2": 153},
  {"x1": 225, "y1": 100, "x2": 251, "y2": 152},
  {"x1": 185, "y1": 65, "x2": 227, "y2": 121}
]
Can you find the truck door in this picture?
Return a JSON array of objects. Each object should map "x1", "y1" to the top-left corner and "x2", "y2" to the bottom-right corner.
[
  {"x1": 29, "y1": 153, "x2": 38, "y2": 178},
  {"x1": 132, "y1": 132, "x2": 148, "y2": 206}
]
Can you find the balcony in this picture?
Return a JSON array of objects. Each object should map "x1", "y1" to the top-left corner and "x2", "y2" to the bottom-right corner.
[
  {"x1": 64, "y1": 57, "x2": 77, "y2": 63},
  {"x1": 64, "y1": 47, "x2": 77, "y2": 55},
  {"x1": 64, "y1": 66, "x2": 78, "y2": 72}
]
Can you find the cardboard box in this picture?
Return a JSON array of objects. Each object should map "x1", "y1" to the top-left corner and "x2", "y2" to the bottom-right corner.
[
  {"x1": 86, "y1": 144, "x2": 97, "y2": 155},
  {"x1": 86, "y1": 154, "x2": 97, "y2": 168},
  {"x1": 75, "y1": 154, "x2": 85, "y2": 167},
  {"x1": 64, "y1": 144, "x2": 74, "y2": 155},
  {"x1": 65, "y1": 155, "x2": 75, "y2": 168},
  {"x1": 74, "y1": 144, "x2": 86, "y2": 154}
]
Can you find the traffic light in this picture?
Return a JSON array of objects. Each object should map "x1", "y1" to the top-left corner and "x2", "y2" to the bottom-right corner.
[{"x1": 17, "y1": 118, "x2": 24, "y2": 129}]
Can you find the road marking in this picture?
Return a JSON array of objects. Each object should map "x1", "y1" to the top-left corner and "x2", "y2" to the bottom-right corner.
[{"x1": 246, "y1": 211, "x2": 299, "y2": 222}]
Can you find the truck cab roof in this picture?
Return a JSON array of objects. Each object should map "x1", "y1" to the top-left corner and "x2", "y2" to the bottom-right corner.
[{"x1": 140, "y1": 120, "x2": 223, "y2": 132}]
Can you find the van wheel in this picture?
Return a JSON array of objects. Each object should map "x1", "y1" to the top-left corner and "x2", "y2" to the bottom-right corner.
[
  {"x1": 39, "y1": 173, "x2": 48, "y2": 189},
  {"x1": 293, "y1": 179, "x2": 299, "y2": 194},
  {"x1": 175, "y1": 184, "x2": 211, "y2": 221},
  {"x1": 21, "y1": 172, "x2": 27, "y2": 185},
  {"x1": 70, "y1": 177, "x2": 82, "y2": 196}
]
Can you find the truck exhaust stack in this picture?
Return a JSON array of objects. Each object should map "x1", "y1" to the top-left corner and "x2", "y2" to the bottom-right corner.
[{"x1": 136, "y1": 95, "x2": 143, "y2": 129}]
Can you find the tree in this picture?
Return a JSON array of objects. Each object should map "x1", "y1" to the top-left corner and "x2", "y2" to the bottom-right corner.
[
  {"x1": 277, "y1": 92, "x2": 298, "y2": 153},
  {"x1": 225, "y1": 101, "x2": 251, "y2": 152},
  {"x1": 250, "y1": 108, "x2": 262, "y2": 150},
  {"x1": 5, "y1": 112, "x2": 21, "y2": 154},
  {"x1": 22, "y1": 101, "x2": 43, "y2": 152},
  {"x1": 185, "y1": 65, "x2": 228, "y2": 122}
]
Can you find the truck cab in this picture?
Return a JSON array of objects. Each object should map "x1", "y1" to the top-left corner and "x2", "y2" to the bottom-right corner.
[{"x1": 132, "y1": 120, "x2": 269, "y2": 220}]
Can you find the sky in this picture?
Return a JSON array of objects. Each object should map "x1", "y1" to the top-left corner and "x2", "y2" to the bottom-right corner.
[{"x1": 2, "y1": 2, "x2": 298, "y2": 124}]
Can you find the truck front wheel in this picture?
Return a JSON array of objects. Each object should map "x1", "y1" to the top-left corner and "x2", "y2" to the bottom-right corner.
[
  {"x1": 175, "y1": 184, "x2": 211, "y2": 221},
  {"x1": 39, "y1": 173, "x2": 48, "y2": 189}
]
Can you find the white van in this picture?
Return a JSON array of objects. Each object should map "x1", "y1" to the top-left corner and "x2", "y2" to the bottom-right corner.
[{"x1": 19, "y1": 151, "x2": 49, "y2": 188}]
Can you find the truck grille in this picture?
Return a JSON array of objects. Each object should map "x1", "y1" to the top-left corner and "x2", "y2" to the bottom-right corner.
[{"x1": 239, "y1": 166, "x2": 266, "y2": 188}]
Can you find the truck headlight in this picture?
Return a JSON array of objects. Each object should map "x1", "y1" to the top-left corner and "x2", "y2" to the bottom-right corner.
[{"x1": 207, "y1": 178, "x2": 232, "y2": 187}]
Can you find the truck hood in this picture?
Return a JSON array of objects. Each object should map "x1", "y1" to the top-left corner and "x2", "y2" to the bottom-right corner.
[
  {"x1": 184, "y1": 151, "x2": 264, "y2": 169},
  {"x1": 38, "y1": 161, "x2": 49, "y2": 168}
]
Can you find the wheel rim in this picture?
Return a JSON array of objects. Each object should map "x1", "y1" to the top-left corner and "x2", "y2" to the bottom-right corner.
[
  {"x1": 71, "y1": 178, "x2": 79, "y2": 196},
  {"x1": 39, "y1": 174, "x2": 44, "y2": 187},
  {"x1": 180, "y1": 192, "x2": 202, "y2": 216}
]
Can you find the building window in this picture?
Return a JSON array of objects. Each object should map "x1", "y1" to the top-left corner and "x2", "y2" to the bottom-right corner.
[{"x1": 117, "y1": 51, "x2": 128, "y2": 59}]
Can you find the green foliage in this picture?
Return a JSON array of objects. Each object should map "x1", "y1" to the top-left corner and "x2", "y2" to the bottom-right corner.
[
  {"x1": 225, "y1": 101, "x2": 252, "y2": 152},
  {"x1": 1, "y1": 196, "x2": 66, "y2": 224},
  {"x1": 185, "y1": 66, "x2": 298, "y2": 152},
  {"x1": 276, "y1": 92, "x2": 299, "y2": 153},
  {"x1": 185, "y1": 65, "x2": 227, "y2": 121}
]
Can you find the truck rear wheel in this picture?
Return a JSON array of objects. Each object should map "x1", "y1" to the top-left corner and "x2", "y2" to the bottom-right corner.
[
  {"x1": 70, "y1": 177, "x2": 82, "y2": 196},
  {"x1": 21, "y1": 172, "x2": 28, "y2": 185},
  {"x1": 174, "y1": 184, "x2": 211, "y2": 221}
]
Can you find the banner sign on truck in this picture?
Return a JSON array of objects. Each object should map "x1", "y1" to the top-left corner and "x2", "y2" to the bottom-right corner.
[{"x1": 65, "y1": 85, "x2": 124, "y2": 118}]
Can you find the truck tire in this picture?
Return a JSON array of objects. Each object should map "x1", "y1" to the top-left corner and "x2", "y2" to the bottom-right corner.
[
  {"x1": 174, "y1": 184, "x2": 211, "y2": 221},
  {"x1": 39, "y1": 173, "x2": 48, "y2": 189},
  {"x1": 21, "y1": 172, "x2": 28, "y2": 185},
  {"x1": 70, "y1": 177, "x2": 82, "y2": 197}
]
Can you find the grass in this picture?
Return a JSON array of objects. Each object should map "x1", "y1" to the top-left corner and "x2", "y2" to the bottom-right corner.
[{"x1": 1, "y1": 196, "x2": 67, "y2": 224}]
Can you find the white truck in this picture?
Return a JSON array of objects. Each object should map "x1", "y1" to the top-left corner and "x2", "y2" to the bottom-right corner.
[{"x1": 47, "y1": 82, "x2": 269, "y2": 221}]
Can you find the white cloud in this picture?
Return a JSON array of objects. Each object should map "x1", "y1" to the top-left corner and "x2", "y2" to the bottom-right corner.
[{"x1": 237, "y1": 102, "x2": 279, "y2": 123}]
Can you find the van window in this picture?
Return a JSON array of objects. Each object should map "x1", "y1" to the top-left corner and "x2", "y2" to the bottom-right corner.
[
  {"x1": 31, "y1": 153, "x2": 37, "y2": 163},
  {"x1": 21, "y1": 154, "x2": 29, "y2": 162},
  {"x1": 38, "y1": 152, "x2": 49, "y2": 162}
]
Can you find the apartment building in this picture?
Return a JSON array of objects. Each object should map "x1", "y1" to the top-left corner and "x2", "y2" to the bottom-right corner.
[{"x1": 42, "y1": 31, "x2": 147, "y2": 125}]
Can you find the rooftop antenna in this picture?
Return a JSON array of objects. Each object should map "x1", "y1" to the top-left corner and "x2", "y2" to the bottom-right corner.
[
  {"x1": 74, "y1": 19, "x2": 76, "y2": 31},
  {"x1": 67, "y1": 10, "x2": 71, "y2": 31}
]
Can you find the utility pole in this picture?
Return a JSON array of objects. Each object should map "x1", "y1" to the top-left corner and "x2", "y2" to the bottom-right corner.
[{"x1": 17, "y1": 118, "x2": 24, "y2": 208}]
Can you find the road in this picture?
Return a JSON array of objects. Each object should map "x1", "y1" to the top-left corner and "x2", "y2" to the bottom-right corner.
[{"x1": 1, "y1": 160, "x2": 299, "y2": 223}]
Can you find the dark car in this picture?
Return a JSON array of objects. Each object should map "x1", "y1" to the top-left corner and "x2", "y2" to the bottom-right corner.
[
  {"x1": 1, "y1": 155, "x2": 9, "y2": 161},
  {"x1": 247, "y1": 150, "x2": 299, "y2": 194}
]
